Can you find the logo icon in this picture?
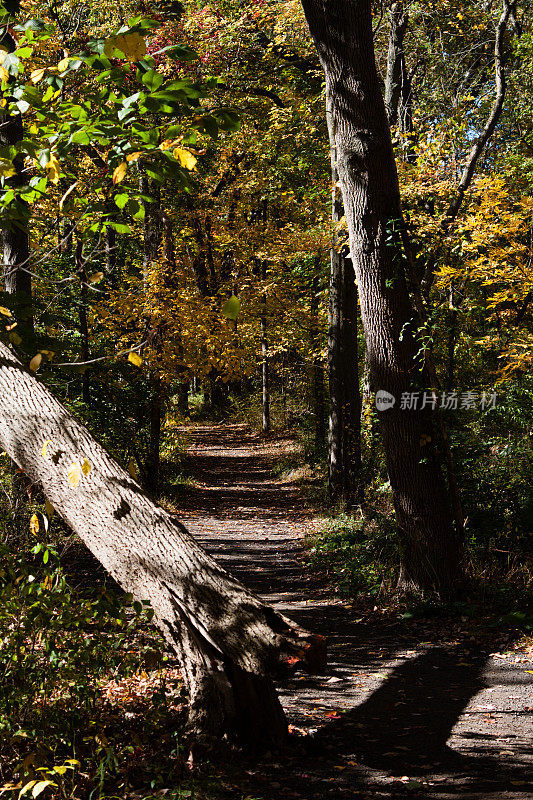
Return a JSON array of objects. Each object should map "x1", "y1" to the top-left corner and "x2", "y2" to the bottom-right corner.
[{"x1": 375, "y1": 390, "x2": 396, "y2": 411}]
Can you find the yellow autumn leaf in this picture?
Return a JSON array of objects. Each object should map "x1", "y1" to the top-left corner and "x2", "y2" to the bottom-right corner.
[
  {"x1": 0, "y1": 48, "x2": 7, "y2": 64},
  {"x1": 31, "y1": 780, "x2": 55, "y2": 798},
  {"x1": 88, "y1": 272, "x2": 104, "y2": 283},
  {"x1": 81, "y1": 458, "x2": 92, "y2": 476},
  {"x1": 113, "y1": 162, "x2": 127, "y2": 184},
  {"x1": 67, "y1": 461, "x2": 81, "y2": 489},
  {"x1": 45, "y1": 499, "x2": 54, "y2": 518},
  {"x1": 0, "y1": 66, "x2": 8, "y2": 82},
  {"x1": 0, "y1": 306, "x2": 11, "y2": 315},
  {"x1": 42, "y1": 439, "x2": 52, "y2": 459},
  {"x1": 29, "y1": 353, "x2": 42, "y2": 373},
  {"x1": 31, "y1": 67, "x2": 46, "y2": 83},
  {"x1": 126, "y1": 151, "x2": 142, "y2": 162},
  {"x1": 58, "y1": 57, "x2": 70, "y2": 72},
  {"x1": 173, "y1": 148, "x2": 197, "y2": 171},
  {"x1": 46, "y1": 155, "x2": 61, "y2": 185},
  {"x1": 18, "y1": 779, "x2": 38, "y2": 798},
  {"x1": 115, "y1": 32, "x2": 147, "y2": 62},
  {"x1": 29, "y1": 513, "x2": 39, "y2": 536},
  {"x1": 159, "y1": 139, "x2": 181, "y2": 151},
  {"x1": 103, "y1": 36, "x2": 116, "y2": 58},
  {"x1": 0, "y1": 158, "x2": 16, "y2": 178},
  {"x1": 128, "y1": 351, "x2": 143, "y2": 367},
  {"x1": 59, "y1": 180, "x2": 78, "y2": 212}
]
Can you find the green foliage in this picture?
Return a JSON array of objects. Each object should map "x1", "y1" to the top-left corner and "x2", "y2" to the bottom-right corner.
[
  {"x1": 308, "y1": 513, "x2": 399, "y2": 598},
  {"x1": 0, "y1": 533, "x2": 195, "y2": 798},
  {"x1": 452, "y1": 375, "x2": 533, "y2": 581},
  {"x1": 0, "y1": 537, "x2": 155, "y2": 731}
]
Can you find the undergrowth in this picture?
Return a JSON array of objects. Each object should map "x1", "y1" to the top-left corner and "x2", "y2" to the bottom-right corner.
[
  {"x1": 308, "y1": 510, "x2": 532, "y2": 628},
  {"x1": 0, "y1": 535, "x2": 210, "y2": 800},
  {"x1": 307, "y1": 512, "x2": 399, "y2": 598}
]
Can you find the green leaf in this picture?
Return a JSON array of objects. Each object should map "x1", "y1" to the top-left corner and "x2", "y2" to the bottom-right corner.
[
  {"x1": 1, "y1": 52, "x2": 20, "y2": 75},
  {"x1": 221, "y1": 295, "x2": 241, "y2": 321},
  {"x1": 162, "y1": 44, "x2": 198, "y2": 62},
  {"x1": 106, "y1": 221, "x2": 131, "y2": 233},
  {"x1": 126, "y1": 198, "x2": 145, "y2": 220},
  {"x1": 217, "y1": 109, "x2": 241, "y2": 132},
  {"x1": 199, "y1": 115, "x2": 218, "y2": 139},
  {"x1": 141, "y1": 69, "x2": 163, "y2": 91},
  {"x1": 70, "y1": 130, "x2": 91, "y2": 145},
  {"x1": 114, "y1": 192, "x2": 129, "y2": 210}
]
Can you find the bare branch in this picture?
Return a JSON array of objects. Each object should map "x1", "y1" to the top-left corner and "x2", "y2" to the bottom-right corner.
[{"x1": 422, "y1": 0, "x2": 515, "y2": 291}]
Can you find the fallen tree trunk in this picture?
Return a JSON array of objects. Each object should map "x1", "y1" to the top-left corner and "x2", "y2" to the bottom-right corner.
[{"x1": 0, "y1": 341, "x2": 325, "y2": 749}]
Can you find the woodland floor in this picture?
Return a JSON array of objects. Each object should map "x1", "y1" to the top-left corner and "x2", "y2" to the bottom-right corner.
[{"x1": 171, "y1": 423, "x2": 533, "y2": 800}]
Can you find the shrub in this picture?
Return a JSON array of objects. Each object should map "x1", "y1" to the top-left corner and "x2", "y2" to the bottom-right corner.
[{"x1": 307, "y1": 513, "x2": 399, "y2": 597}]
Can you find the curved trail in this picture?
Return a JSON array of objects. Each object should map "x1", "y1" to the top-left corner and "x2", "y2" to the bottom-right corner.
[{"x1": 174, "y1": 424, "x2": 532, "y2": 800}]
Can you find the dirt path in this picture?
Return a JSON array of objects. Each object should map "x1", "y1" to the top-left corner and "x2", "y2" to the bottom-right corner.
[{"x1": 173, "y1": 424, "x2": 532, "y2": 800}]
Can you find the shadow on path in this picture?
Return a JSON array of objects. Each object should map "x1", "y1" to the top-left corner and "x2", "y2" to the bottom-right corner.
[{"x1": 174, "y1": 425, "x2": 533, "y2": 797}]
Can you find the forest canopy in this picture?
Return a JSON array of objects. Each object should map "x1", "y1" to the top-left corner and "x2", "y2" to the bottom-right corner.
[{"x1": 0, "y1": 0, "x2": 531, "y2": 797}]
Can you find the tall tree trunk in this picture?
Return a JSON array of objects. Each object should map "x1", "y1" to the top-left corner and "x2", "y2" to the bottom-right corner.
[
  {"x1": 340, "y1": 257, "x2": 362, "y2": 506},
  {"x1": 147, "y1": 374, "x2": 162, "y2": 493},
  {"x1": 1, "y1": 112, "x2": 32, "y2": 332},
  {"x1": 0, "y1": 341, "x2": 325, "y2": 748},
  {"x1": 176, "y1": 381, "x2": 189, "y2": 415},
  {"x1": 326, "y1": 92, "x2": 362, "y2": 509},
  {"x1": 161, "y1": 209, "x2": 189, "y2": 416},
  {"x1": 76, "y1": 239, "x2": 90, "y2": 403},
  {"x1": 446, "y1": 284, "x2": 458, "y2": 391},
  {"x1": 141, "y1": 175, "x2": 164, "y2": 495},
  {"x1": 310, "y1": 259, "x2": 326, "y2": 455},
  {"x1": 384, "y1": 2, "x2": 409, "y2": 127},
  {"x1": 301, "y1": 0, "x2": 461, "y2": 594},
  {"x1": 1, "y1": 67, "x2": 34, "y2": 544},
  {"x1": 260, "y1": 261, "x2": 270, "y2": 434},
  {"x1": 384, "y1": 1, "x2": 414, "y2": 161},
  {"x1": 260, "y1": 314, "x2": 270, "y2": 434}
]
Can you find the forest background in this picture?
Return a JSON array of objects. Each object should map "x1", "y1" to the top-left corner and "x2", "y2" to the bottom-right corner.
[{"x1": 0, "y1": 0, "x2": 531, "y2": 796}]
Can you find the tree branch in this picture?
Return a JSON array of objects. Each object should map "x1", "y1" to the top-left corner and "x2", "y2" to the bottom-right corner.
[{"x1": 422, "y1": 0, "x2": 515, "y2": 291}]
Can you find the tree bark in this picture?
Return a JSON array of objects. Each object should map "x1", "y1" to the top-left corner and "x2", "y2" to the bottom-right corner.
[
  {"x1": 384, "y1": 2, "x2": 409, "y2": 127},
  {"x1": 146, "y1": 374, "x2": 162, "y2": 494},
  {"x1": 141, "y1": 175, "x2": 164, "y2": 495},
  {"x1": 0, "y1": 341, "x2": 325, "y2": 746},
  {"x1": 1, "y1": 110, "x2": 32, "y2": 331},
  {"x1": 301, "y1": 0, "x2": 461, "y2": 594},
  {"x1": 384, "y1": 1, "x2": 414, "y2": 161},
  {"x1": 260, "y1": 261, "x2": 270, "y2": 435},
  {"x1": 326, "y1": 91, "x2": 362, "y2": 509},
  {"x1": 1, "y1": 63, "x2": 34, "y2": 544},
  {"x1": 75, "y1": 239, "x2": 91, "y2": 403},
  {"x1": 310, "y1": 259, "x2": 326, "y2": 455},
  {"x1": 260, "y1": 313, "x2": 270, "y2": 434},
  {"x1": 340, "y1": 257, "x2": 362, "y2": 506}
]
